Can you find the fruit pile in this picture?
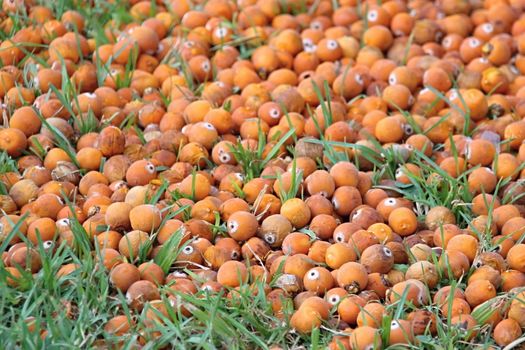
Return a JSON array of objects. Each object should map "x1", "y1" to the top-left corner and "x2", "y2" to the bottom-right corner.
[{"x1": 2, "y1": 0, "x2": 525, "y2": 348}]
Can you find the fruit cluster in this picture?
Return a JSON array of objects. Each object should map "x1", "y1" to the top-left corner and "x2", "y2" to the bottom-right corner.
[{"x1": 1, "y1": 0, "x2": 525, "y2": 348}]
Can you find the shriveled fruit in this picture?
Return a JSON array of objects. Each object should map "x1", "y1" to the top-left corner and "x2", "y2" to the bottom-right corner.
[
  {"x1": 425, "y1": 206, "x2": 456, "y2": 230},
  {"x1": 405, "y1": 261, "x2": 439, "y2": 289},
  {"x1": 259, "y1": 214, "x2": 292, "y2": 247},
  {"x1": 360, "y1": 244, "x2": 394, "y2": 273},
  {"x1": 508, "y1": 292, "x2": 525, "y2": 327},
  {"x1": 9, "y1": 247, "x2": 42, "y2": 273},
  {"x1": 126, "y1": 280, "x2": 160, "y2": 311}
]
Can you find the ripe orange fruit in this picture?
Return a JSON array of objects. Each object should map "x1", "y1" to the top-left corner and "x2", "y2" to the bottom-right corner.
[
  {"x1": 337, "y1": 294, "x2": 366, "y2": 325},
  {"x1": 336, "y1": 262, "x2": 368, "y2": 293},
  {"x1": 0, "y1": 128, "x2": 27, "y2": 157},
  {"x1": 217, "y1": 261, "x2": 248, "y2": 288},
  {"x1": 227, "y1": 211, "x2": 258, "y2": 241},
  {"x1": 118, "y1": 230, "x2": 150, "y2": 260},
  {"x1": 129, "y1": 204, "x2": 162, "y2": 232},
  {"x1": 282, "y1": 232, "x2": 311, "y2": 255},
  {"x1": 109, "y1": 263, "x2": 140, "y2": 292},
  {"x1": 465, "y1": 279, "x2": 496, "y2": 307},
  {"x1": 493, "y1": 318, "x2": 523, "y2": 346},
  {"x1": 388, "y1": 319, "x2": 414, "y2": 345},
  {"x1": 388, "y1": 207, "x2": 417, "y2": 236},
  {"x1": 389, "y1": 279, "x2": 428, "y2": 307},
  {"x1": 324, "y1": 235, "x2": 356, "y2": 262},
  {"x1": 507, "y1": 244, "x2": 525, "y2": 272},
  {"x1": 349, "y1": 326, "x2": 382, "y2": 350},
  {"x1": 290, "y1": 306, "x2": 322, "y2": 334},
  {"x1": 280, "y1": 198, "x2": 311, "y2": 229},
  {"x1": 303, "y1": 267, "x2": 334, "y2": 295}
]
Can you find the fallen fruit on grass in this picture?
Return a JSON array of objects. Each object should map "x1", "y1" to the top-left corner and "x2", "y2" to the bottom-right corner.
[
  {"x1": 110, "y1": 263, "x2": 141, "y2": 292},
  {"x1": 126, "y1": 280, "x2": 160, "y2": 311},
  {"x1": 2, "y1": 1, "x2": 525, "y2": 348},
  {"x1": 493, "y1": 318, "x2": 522, "y2": 347},
  {"x1": 349, "y1": 326, "x2": 381, "y2": 350},
  {"x1": 290, "y1": 306, "x2": 322, "y2": 334},
  {"x1": 336, "y1": 262, "x2": 368, "y2": 293},
  {"x1": 104, "y1": 315, "x2": 134, "y2": 336},
  {"x1": 216, "y1": 261, "x2": 248, "y2": 288},
  {"x1": 226, "y1": 211, "x2": 258, "y2": 241}
]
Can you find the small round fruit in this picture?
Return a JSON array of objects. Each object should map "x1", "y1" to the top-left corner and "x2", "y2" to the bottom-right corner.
[
  {"x1": 388, "y1": 207, "x2": 417, "y2": 236},
  {"x1": 388, "y1": 279, "x2": 427, "y2": 307},
  {"x1": 439, "y1": 250, "x2": 470, "y2": 280},
  {"x1": 425, "y1": 206, "x2": 456, "y2": 230},
  {"x1": 104, "y1": 315, "x2": 133, "y2": 336},
  {"x1": 10, "y1": 247, "x2": 42, "y2": 273},
  {"x1": 227, "y1": 211, "x2": 259, "y2": 241},
  {"x1": 259, "y1": 214, "x2": 292, "y2": 247},
  {"x1": 109, "y1": 263, "x2": 141, "y2": 292},
  {"x1": 126, "y1": 280, "x2": 160, "y2": 311},
  {"x1": 0, "y1": 128, "x2": 27, "y2": 157},
  {"x1": 129, "y1": 204, "x2": 162, "y2": 232},
  {"x1": 337, "y1": 294, "x2": 366, "y2": 325},
  {"x1": 280, "y1": 198, "x2": 311, "y2": 229},
  {"x1": 118, "y1": 230, "x2": 151, "y2": 260},
  {"x1": 303, "y1": 267, "x2": 334, "y2": 295},
  {"x1": 464, "y1": 280, "x2": 496, "y2": 307},
  {"x1": 360, "y1": 244, "x2": 394, "y2": 273},
  {"x1": 105, "y1": 202, "x2": 132, "y2": 231},
  {"x1": 389, "y1": 319, "x2": 414, "y2": 345},
  {"x1": 357, "y1": 302, "x2": 385, "y2": 328},
  {"x1": 405, "y1": 261, "x2": 439, "y2": 289},
  {"x1": 507, "y1": 244, "x2": 525, "y2": 273},
  {"x1": 138, "y1": 261, "x2": 165, "y2": 285},
  {"x1": 450, "y1": 314, "x2": 478, "y2": 340},
  {"x1": 349, "y1": 326, "x2": 381, "y2": 350},
  {"x1": 336, "y1": 262, "x2": 368, "y2": 293},
  {"x1": 325, "y1": 242, "x2": 357, "y2": 269},
  {"x1": 446, "y1": 234, "x2": 478, "y2": 263},
  {"x1": 217, "y1": 261, "x2": 248, "y2": 287},
  {"x1": 493, "y1": 318, "x2": 522, "y2": 347},
  {"x1": 125, "y1": 160, "x2": 157, "y2": 186},
  {"x1": 290, "y1": 306, "x2": 322, "y2": 334}
]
